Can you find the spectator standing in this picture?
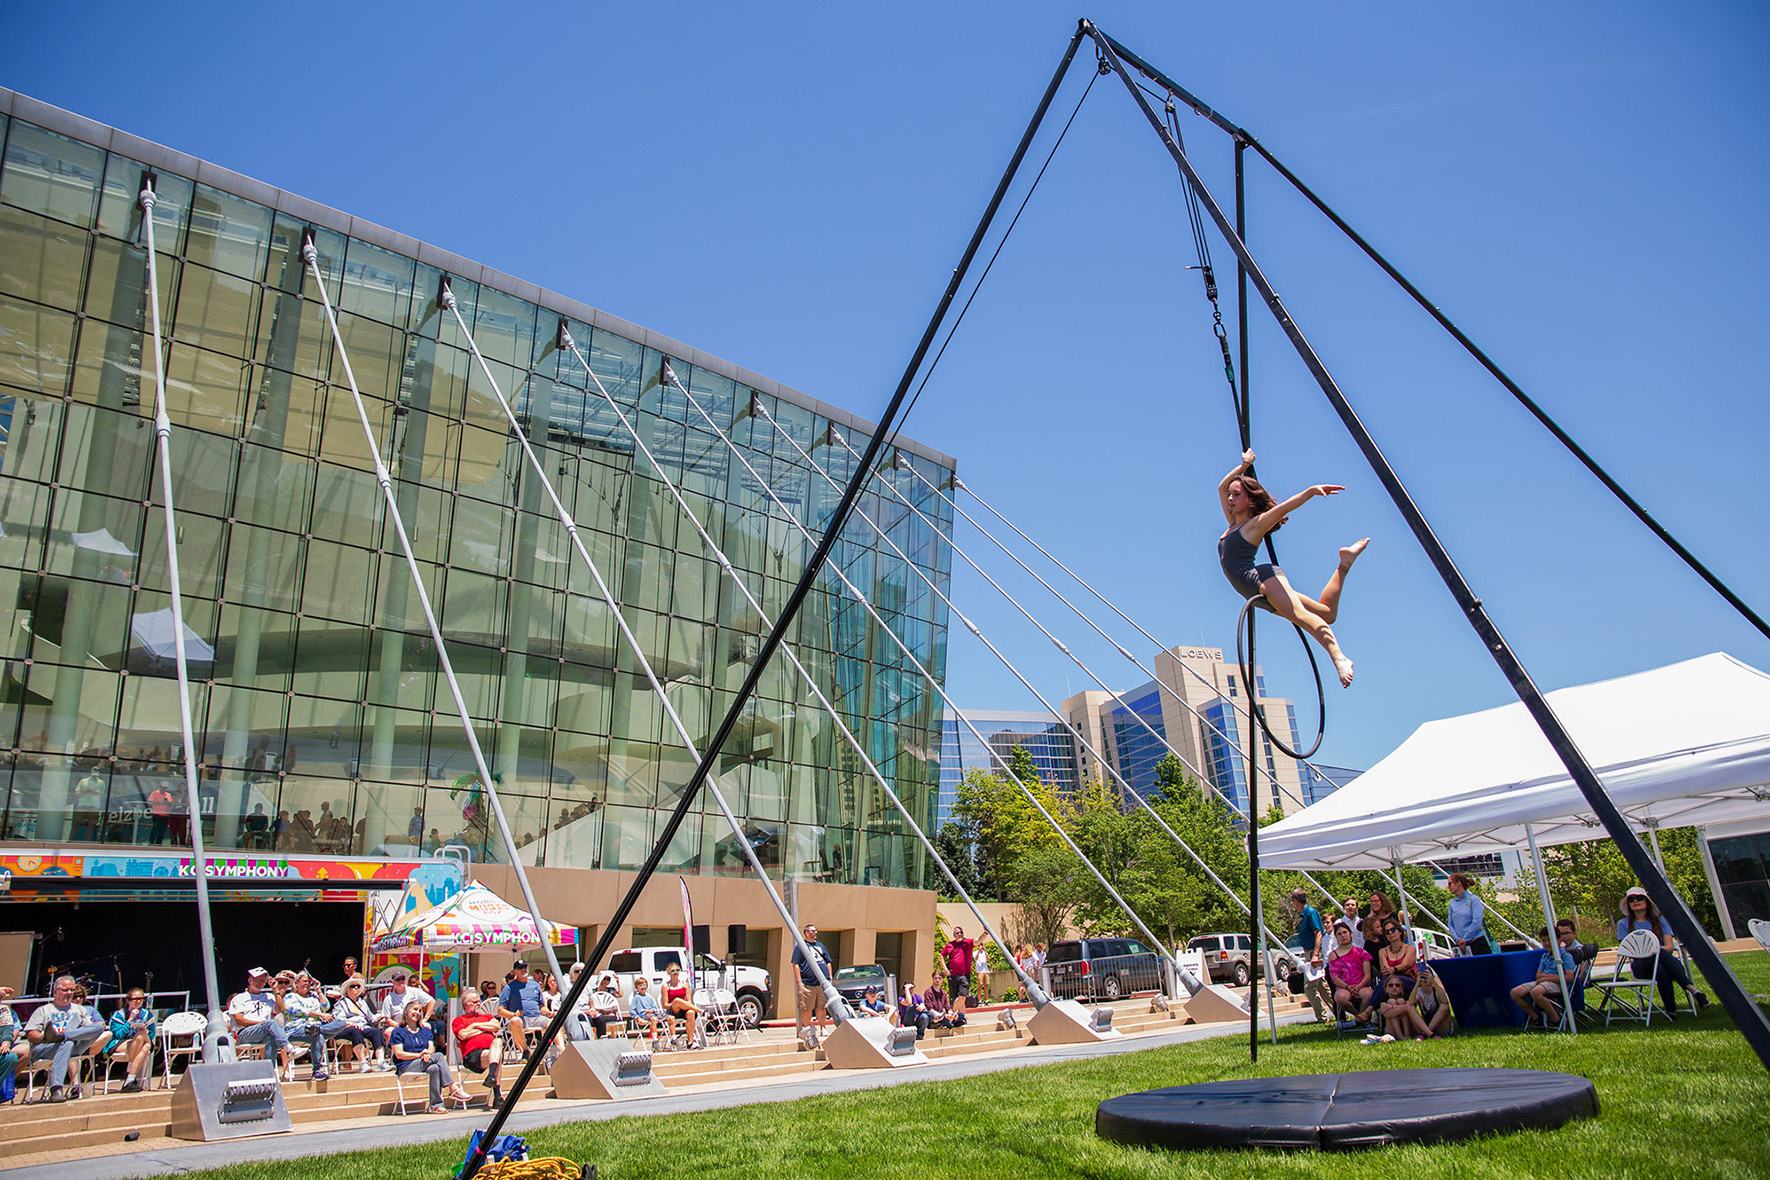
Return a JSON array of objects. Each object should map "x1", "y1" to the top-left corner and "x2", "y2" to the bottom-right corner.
[
  {"x1": 166, "y1": 785, "x2": 189, "y2": 844},
  {"x1": 1339, "y1": 896, "x2": 1362, "y2": 931},
  {"x1": 329, "y1": 977, "x2": 389, "y2": 1071},
  {"x1": 147, "y1": 783, "x2": 173, "y2": 844},
  {"x1": 973, "y1": 938, "x2": 993, "y2": 1003},
  {"x1": 390, "y1": 1001, "x2": 468, "y2": 1113},
  {"x1": 107, "y1": 989, "x2": 156, "y2": 1092},
  {"x1": 72, "y1": 769, "x2": 106, "y2": 841},
  {"x1": 1287, "y1": 889, "x2": 1329, "y2": 1022},
  {"x1": 497, "y1": 962, "x2": 546, "y2": 1059},
  {"x1": 789, "y1": 923, "x2": 834, "y2": 1043},
  {"x1": 941, "y1": 927, "x2": 976, "y2": 1012},
  {"x1": 1444, "y1": 873, "x2": 1493, "y2": 956},
  {"x1": 407, "y1": 807, "x2": 424, "y2": 847},
  {"x1": 896, "y1": 980, "x2": 931, "y2": 1040},
  {"x1": 450, "y1": 992, "x2": 503, "y2": 1107},
  {"x1": 1361, "y1": 892, "x2": 1395, "y2": 960},
  {"x1": 25, "y1": 975, "x2": 111, "y2": 1100},
  {"x1": 1615, "y1": 886, "x2": 1710, "y2": 1016},
  {"x1": 231, "y1": 967, "x2": 326, "y2": 1082}
]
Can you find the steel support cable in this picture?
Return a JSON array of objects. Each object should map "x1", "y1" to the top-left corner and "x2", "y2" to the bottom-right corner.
[
  {"x1": 139, "y1": 178, "x2": 224, "y2": 1050},
  {"x1": 1086, "y1": 23, "x2": 1770, "y2": 1071},
  {"x1": 674, "y1": 377, "x2": 1205, "y2": 995},
  {"x1": 1095, "y1": 28, "x2": 1770, "y2": 647},
  {"x1": 300, "y1": 241, "x2": 564, "y2": 982},
  {"x1": 887, "y1": 68, "x2": 1099, "y2": 452},
  {"x1": 437, "y1": 315, "x2": 854, "y2": 1156},
  {"x1": 768, "y1": 402, "x2": 1288, "y2": 969},
  {"x1": 577, "y1": 351, "x2": 1048, "y2": 1008}
]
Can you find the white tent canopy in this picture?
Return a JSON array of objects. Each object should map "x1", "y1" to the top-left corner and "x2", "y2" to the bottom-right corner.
[{"x1": 1260, "y1": 653, "x2": 1770, "y2": 870}]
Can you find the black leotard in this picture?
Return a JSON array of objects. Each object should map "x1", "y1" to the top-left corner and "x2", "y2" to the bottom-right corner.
[{"x1": 1219, "y1": 525, "x2": 1283, "y2": 602}]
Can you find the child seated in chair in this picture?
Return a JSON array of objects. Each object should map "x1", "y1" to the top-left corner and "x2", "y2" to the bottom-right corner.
[{"x1": 626, "y1": 977, "x2": 666, "y2": 1041}]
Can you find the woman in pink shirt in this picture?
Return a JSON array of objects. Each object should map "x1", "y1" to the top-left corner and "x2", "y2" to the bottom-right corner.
[{"x1": 1325, "y1": 920, "x2": 1373, "y2": 1022}]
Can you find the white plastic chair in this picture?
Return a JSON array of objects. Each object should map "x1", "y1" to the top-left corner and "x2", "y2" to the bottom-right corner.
[
  {"x1": 1749, "y1": 918, "x2": 1770, "y2": 958},
  {"x1": 158, "y1": 1011, "x2": 207, "y2": 1089},
  {"x1": 1595, "y1": 928, "x2": 1663, "y2": 1026},
  {"x1": 392, "y1": 1062, "x2": 470, "y2": 1115}
]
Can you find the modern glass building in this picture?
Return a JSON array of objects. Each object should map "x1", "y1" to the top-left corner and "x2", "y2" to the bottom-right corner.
[
  {"x1": 935, "y1": 708, "x2": 1079, "y2": 826},
  {"x1": 0, "y1": 88, "x2": 955, "y2": 925}
]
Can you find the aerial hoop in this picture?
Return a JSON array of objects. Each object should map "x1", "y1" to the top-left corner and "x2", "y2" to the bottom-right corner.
[{"x1": 1235, "y1": 595, "x2": 1325, "y2": 762}]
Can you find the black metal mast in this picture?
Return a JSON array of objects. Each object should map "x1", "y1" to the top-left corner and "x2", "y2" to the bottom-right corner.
[{"x1": 1085, "y1": 19, "x2": 1770, "y2": 1072}]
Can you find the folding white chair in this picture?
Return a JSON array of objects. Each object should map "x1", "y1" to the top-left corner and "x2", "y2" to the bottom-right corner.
[
  {"x1": 1749, "y1": 918, "x2": 1770, "y2": 961},
  {"x1": 158, "y1": 1012, "x2": 206, "y2": 1089},
  {"x1": 1594, "y1": 928, "x2": 1663, "y2": 1026},
  {"x1": 392, "y1": 1063, "x2": 470, "y2": 1114}
]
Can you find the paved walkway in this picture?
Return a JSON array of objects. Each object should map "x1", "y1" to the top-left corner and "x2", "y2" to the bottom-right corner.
[{"x1": 0, "y1": 1013, "x2": 1310, "y2": 1180}]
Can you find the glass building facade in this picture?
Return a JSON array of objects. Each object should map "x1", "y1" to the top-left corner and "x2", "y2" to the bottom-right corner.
[
  {"x1": 0, "y1": 96, "x2": 954, "y2": 888},
  {"x1": 935, "y1": 709, "x2": 1078, "y2": 826}
]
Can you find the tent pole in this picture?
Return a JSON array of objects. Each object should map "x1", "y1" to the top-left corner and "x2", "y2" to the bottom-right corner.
[
  {"x1": 1525, "y1": 824, "x2": 1575, "y2": 1035},
  {"x1": 1087, "y1": 23, "x2": 1769, "y2": 1072}
]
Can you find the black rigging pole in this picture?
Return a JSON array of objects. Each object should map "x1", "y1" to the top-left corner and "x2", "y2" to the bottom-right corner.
[
  {"x1": 458, "y1": 28, "x2": 1090, "y2": 1178},
  {"x1": 1097, "y1": 28, "x2": 1770, "y2": 646},
  {"x1": 1234, "y1": 138, "x2": 1262, "y2": 1063},
  {"x1": 1085, "y1": 20, "x2": 1770, "y2": 1073}
]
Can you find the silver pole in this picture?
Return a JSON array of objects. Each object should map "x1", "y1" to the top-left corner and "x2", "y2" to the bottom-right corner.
[
  {"x1": 139, "y1": 179, "x2": 225, "y2": 1055},
  {"x1": 301, "y1": 244, "x2": 562, "y2": 980},
  {"x1": 1524, "y1": 823, "x2": 1575, "y2": 1034}
]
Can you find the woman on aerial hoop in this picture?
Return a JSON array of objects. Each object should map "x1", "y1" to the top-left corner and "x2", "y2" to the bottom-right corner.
[{"x1": 1218, "y1": 450, "x2": 1368, "y2": 687}]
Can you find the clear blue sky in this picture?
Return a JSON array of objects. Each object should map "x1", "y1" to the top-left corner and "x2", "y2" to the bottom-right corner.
[{"x1": 7, "y1": 2, "x2": 1767, "y2": 774}]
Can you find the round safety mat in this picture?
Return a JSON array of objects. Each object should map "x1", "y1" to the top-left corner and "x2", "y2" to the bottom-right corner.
[{"x1": 1096, "y1": 1067, "x2": 1597, "y2": 1151}]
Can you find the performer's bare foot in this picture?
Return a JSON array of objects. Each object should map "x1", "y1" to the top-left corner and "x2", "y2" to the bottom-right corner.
[
  {"x1": 1334, "y1": 654, "x2": 1355, "y2": 688},
  {"x1": 1339, "y1": 538, "x2": 1370, "y2": 571}
]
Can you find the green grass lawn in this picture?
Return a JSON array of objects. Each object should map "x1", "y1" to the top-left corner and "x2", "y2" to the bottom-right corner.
[{"x1": 189, "y1": 951, "x2": 1770, "y2": 1180}]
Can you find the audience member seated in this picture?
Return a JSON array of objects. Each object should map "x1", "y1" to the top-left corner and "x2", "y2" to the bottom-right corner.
[
  {"x1": 329, "y1": 977, "x2": 389, "y2": 1071},
  {"x1": 626, "y1": 977, "x2": 666, "y2": 1041},
  {"x1": 1375, "y1": 917, "x2": 1417, "y2": 994},
  {"x1": 0, "y1": 987, "x2": 20, "y2": 1102},
  {"x1": 661, "y1": 966, "x2": 703, "y2": 1047},
  {"x1": 1509, "y1": 927, "x2": 1577, "y2": 1029},
  {"x1": 231, "y1": 967, "x2": 327, "y2": 1082},
  {"x1": 586, "y1": 976, "x2": 622, "y2": 1040},
  {"x1": 1616, "y1": 886, "x2": 1710, "y2": 1017},
  {"x1": 896, "y1": 980, "x2": 931, "y2": 1040},
  {"x1": 858, "y1": 985, "x2": 892, "y2": 1021},
  {"x1": 25, "y1": 975, "x2": 112, "y2": 1101},
  {"x1": 282, "y1": 972, "x2": 331, "y2": 1067},
  {"x1": 498, "y1": 962, "x2": 547, "y2": 1060},
  {"x1": 107, "y1": 988, "x2": 156, "y2": 1092},
  {"x1": 1368, "y1": 972, "x2": 1430, "y2": 1042},
  {"x1": 1324, "y1": 920, "x2": 1374, "y2": 1024},
  {"x1": 1412, "y1": 963, "x2": 1454, "y2": 1037},
  {"x1": 376, "y1": 969, "x2": 436, "y2": 1044},
  {"x1": 1361, "y1": 891, "x2": 1396, "y2": 960},
  {"x1": 450, "y1": 992, "x2": 503, "y2": 1108},
  {"x1": 390, "y1": 1001, "x2": 469, "y2": 1113},
  {"x1": 539, "y1": 970, "x2": 563, "y2": 1017},
  {"x1": 924, "y1": 978, "x2": 967, "y2": 1029}
]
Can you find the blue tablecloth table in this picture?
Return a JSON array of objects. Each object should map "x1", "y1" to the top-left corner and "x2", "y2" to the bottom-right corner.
[{"x1": 1431, "y1": 950, "x2": 1541, "y2": 1029}]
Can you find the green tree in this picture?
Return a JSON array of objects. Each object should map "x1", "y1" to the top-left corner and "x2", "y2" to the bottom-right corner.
[{"x1": 930, "y1": 821, "x2": 978, "y2": 900}]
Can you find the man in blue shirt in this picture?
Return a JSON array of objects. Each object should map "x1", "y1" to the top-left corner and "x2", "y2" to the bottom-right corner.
[
  {"x1": 498, "y1": 961, "x2": 546, "y2": 1059},
  {"x1": 1509, "y1": 927, "x2": 1577, "y2": 1028},
  {"x1": 789, "y1": 923, "x2": 833, "y2": 1044},
  {"x1": 1445, "y1": 872, "x2": 1493, "y2": 956},
  {"x1": 1286, "y1": 889, "x2": 1329, "y2": 1022}
]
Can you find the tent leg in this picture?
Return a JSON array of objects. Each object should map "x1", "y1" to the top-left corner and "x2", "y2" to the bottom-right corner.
[{"x1": 1525, "y1": 824, "x2": 1575, "y2": 1035}]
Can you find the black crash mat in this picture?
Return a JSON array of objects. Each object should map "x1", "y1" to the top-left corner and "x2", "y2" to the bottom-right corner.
[{"x1": 1096, "y1": 1068, "x2": 1597, "y2": 1151}]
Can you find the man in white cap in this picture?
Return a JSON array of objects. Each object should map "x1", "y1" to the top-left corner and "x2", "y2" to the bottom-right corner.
[{"x1": 230, "y1": 967, "x2": 327, "y2": 1082}]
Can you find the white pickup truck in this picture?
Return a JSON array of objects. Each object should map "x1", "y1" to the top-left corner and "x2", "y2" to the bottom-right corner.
[{"x1": 601, "y1": 947, "x2": 774, "y2": 1027}]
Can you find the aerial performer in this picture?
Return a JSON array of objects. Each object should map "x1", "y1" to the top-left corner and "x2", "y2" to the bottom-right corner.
[{"x1": 1218, "y1": 450, "x2": 1368, "y2": 687}]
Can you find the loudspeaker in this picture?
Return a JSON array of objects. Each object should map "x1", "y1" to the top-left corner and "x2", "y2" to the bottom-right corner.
[
  {"x1": 727, "y1": 924, "x2": 747, "y2": 955},
  {"x1": 692, "y1": 924, "x2": 711, "y2": 955}
]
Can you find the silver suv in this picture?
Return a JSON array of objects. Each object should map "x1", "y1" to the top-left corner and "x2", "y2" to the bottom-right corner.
[{"x1": 1186, "y1": 933, "x2": 1255, "y2": 987}]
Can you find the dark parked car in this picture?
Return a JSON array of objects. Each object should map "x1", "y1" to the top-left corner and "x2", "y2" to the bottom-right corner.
[
  {"x1": 833, "y1": 964, "x2": 888, "y2": 1008},
  {"x1": 1043, "y1": 937, "x2": 1162, "y2": 1000}
]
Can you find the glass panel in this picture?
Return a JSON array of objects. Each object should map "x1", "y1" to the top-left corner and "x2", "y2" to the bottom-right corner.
[
  {"x1": 0, "y1": 122, "x2": 104, "y2": 229},
  {"x1": 161, "y1": 344, "x2": 250, "y2": 434},
  {"x1": 0, "y1": 205, "x2": 86, "y2": 311},
  {"x1": 80, "y1": 236, "x2": 175, "y2": 336},
  {"x1": 339, "y1": 238, "x2": 417, "y2": 330},
  {"x1": 184, "y1": 183, "x2": 273, "y2": 281},
  {"x1": 0, "y1": 296, "x2": 78, "y2": 398},
  {"x1": 169, "y1": 262, "x2": 259, "y2": 359},
  {"x1": 96, "y1": 155, "x2": 193, "y2": 248}
]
